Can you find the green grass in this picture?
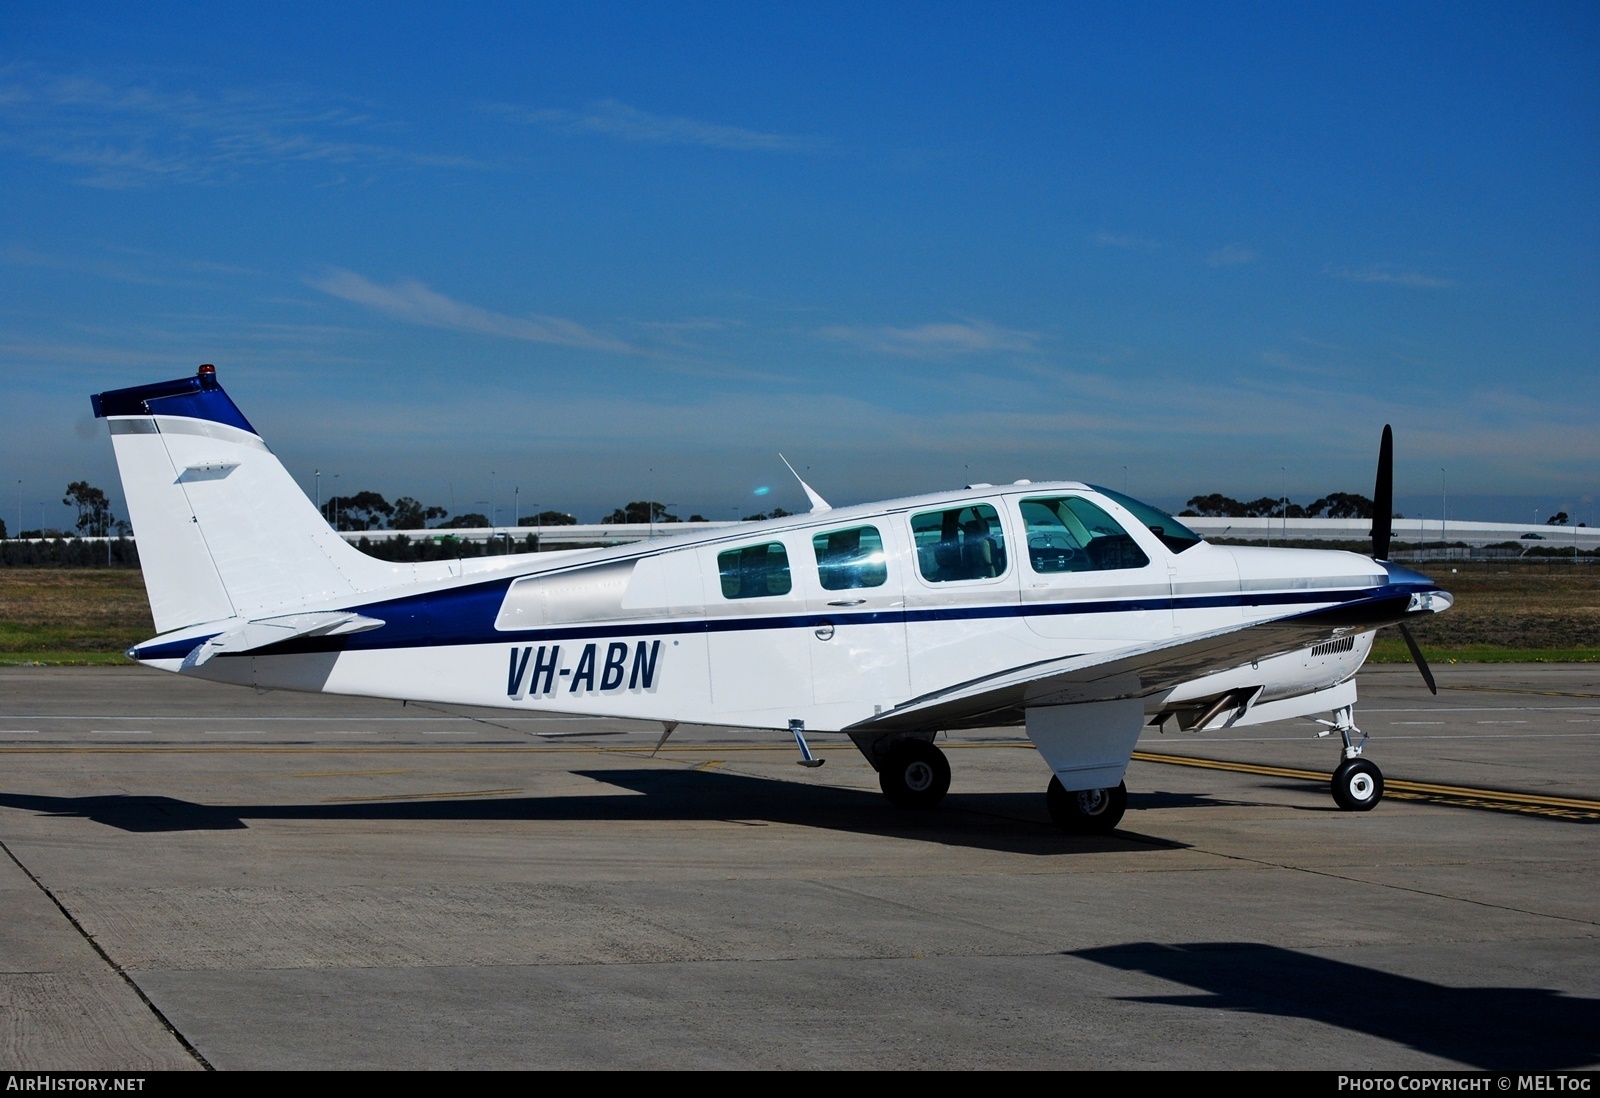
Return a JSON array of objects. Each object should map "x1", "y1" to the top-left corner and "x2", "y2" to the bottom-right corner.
[
  {"x1": 1369, "y1": 637, "x2": 1599, "y2": 664},
  {"x1": 2, "y1": 563, "x2": 1597, "y2": 665},
  {"x1": 0, "y1": 650, "x2": 135, "y2": 666},
  {"x1": 0, "y1": 569, "x2": 153, "y2": 664}
]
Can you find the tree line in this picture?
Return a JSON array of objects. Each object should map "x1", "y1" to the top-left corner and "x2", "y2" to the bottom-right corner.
[
  {"x1": 9, "y1": 481, "x2": 1585, "y2": 543},
  {"x1": 596, "y1": 501, "x2": 792, "y2": 524},
  {"x1": 1179, "y1": 492, "x2": 1385, "y2": 519},
  {"x1": 316, "y1": 491, "x2": 582, "y2": 532}
]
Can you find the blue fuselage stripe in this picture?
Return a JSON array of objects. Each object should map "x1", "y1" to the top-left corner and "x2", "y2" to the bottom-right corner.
[{"x1": 132, "y1": 582, "x2": 1436, "y2": 661}]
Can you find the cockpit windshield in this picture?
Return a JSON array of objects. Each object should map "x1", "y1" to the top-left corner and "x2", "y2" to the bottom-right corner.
[{"x1": 1088, "y1": 486, "x2": 1204, "y2": 554}]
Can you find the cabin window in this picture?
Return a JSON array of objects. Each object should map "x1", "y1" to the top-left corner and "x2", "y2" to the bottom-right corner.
[
  {"x1": 910, "y1": 504, "x2": 1008, "y2": 582},
  {"x1": 1020, "y1": 496, "x2": 1151, "y2": 573},
  {"x1": 718, "y1": 542, "x2": 793, "y2": 599},
  {"x1": 1088, "y1": 485, "x2": 1204, "y2": 554},
  {"x1": 812, "y1": 525, "x2": 888, "y2": 591}
]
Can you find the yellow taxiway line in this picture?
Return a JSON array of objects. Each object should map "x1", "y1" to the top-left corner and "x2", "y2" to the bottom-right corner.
[{"x1": 1132, "y1": 750, "x2": 1600, "y2": 820}]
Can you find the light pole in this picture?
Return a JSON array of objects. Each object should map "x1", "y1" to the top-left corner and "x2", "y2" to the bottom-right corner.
[
  {"x1": 491, "y1": 471, "x2": 497, "y2": 532},
  {"x1": 332, "y1": 474, "x2": 340, "y2": 531},
  {"x1": 1441, "y1": 468, "x2": 1447, "y2": 552},
  {"x1": 651, "y1": 502, "x2": 677, "y2": 540},
  {"x1": 1281, "y1": 466, "x2": 1288, "y2": 542}
]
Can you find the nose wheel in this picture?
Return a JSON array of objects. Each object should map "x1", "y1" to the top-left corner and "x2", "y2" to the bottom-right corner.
[
  {"x1": 1319, "y1": 704, "x2": 1385, "y2": 811},
  {"x1": 1331, "y1": 758, "x2": 1384, "y2": 811}
]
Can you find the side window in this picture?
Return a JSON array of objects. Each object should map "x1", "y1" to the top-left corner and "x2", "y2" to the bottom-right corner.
[
  {"x1": 718, "y1": 542, "x2": 792, "y2": 599},
  {"x1": 1020, "y1": 496, "x2": 1150, "y2": 573},
  {"x1": 910, "y1": 503, "x2": 1008, "y2": 583},
  {"x1": 812, "y1": 525, "x2": 888, "y2": 591}
]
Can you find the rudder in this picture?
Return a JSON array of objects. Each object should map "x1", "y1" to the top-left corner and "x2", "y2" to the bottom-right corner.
[{"x1": 93, "y1": 365, "x2": 400, "y2": 634}]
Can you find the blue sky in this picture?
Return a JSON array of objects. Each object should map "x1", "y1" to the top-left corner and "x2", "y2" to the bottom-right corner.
[{"x1": 3, "y1": 2, "x2": 1596, "y2": 531}]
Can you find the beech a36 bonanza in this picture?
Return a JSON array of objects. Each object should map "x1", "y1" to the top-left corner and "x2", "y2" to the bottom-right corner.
[{"x1": 93, "y1": 366, "x2": 1452, "y2": 833}]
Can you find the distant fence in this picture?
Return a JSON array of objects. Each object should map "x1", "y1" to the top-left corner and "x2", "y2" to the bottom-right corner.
[{"x1": 4, "y1": 515, "x2": 1595, "y2": 567}]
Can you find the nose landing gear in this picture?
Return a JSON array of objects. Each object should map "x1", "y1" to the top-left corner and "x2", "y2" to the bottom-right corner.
[{"x1": 1320, "y1": 704, "x2": 1384, "y2": 811}]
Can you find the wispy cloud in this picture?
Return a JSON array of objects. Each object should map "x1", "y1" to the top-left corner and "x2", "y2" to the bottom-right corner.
[
  {"x1": 1208, "y1": 243, "x2": 1259, "y2": 267},
  {"x1": 1323, "y1": 264, "x2": 1456, "y2": 288},
  {"x1": 490, "y1": 99, "x2": 824, "y2": 152},
  {"x1": 816, "y1": 319, "x2": 1040, "y2": 358},
  {"x1": 1092, "y1": 231, "x2": 1162, "y2": 250},
  {"x1": 307, "y1": 269, "x2": 637, "y2": 354},
  {"x1": 0, "y1": 64, "x2": 478, "y2": 187},
  {"x1": 4, "y1": 244, "x2": 261, "y2": 287}
]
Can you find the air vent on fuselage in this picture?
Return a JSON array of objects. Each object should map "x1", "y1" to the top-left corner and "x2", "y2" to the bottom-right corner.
[{"x1": 1310, "y1": 635, "x2": 1356, "y2": 657}]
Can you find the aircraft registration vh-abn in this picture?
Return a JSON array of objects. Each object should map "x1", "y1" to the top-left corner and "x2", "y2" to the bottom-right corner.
[{"x1": 92, "y1": 365, "x2": 1452, "y2": 834}]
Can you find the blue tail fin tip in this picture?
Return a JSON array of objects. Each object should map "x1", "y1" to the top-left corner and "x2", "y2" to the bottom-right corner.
[{"x1": 91, "y1": 365, "x2": 257, "y2": 435}]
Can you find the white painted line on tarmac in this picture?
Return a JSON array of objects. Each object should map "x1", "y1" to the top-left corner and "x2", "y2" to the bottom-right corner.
[
  {"x1": 1157, "y1": 731, "x2": 1600, "y2": 743},
  {"x1": 0, "y1": 714, "x2": 598, "y2": 725},
  {"x1": 91, "y1": 730, "x2": 151, "y2": 735},
  {"x1": 1365, "y1": 706, "x2": 1600, "y2": 714},
  {"x1": 1378, "y1": 732, "x2": 1600, "y2": 740}
]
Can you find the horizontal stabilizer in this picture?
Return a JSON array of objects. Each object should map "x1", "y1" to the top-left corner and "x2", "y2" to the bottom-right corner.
[{"x1": 182, "y1": 612, "x2": 385, "y2": 669}]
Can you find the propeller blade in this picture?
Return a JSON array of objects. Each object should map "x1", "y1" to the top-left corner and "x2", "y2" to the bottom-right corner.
[
  {"x1": 1397, "y1": 622, "x2": 1438, "y2": 695},
  {"x1": 1371, "y1": 424, "x2": 1393, "y2": 561}
]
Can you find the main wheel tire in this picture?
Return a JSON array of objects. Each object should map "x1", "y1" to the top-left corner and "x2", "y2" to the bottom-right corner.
[
  {"x1": 878, "y1": 740, "x2": 951, "y2": 809},
  {"x1": 1047, "y1": 776, "x2": 1127, "y2": 834},
  {"x1": 1331, "y1": 759, "x2": 1384, "y2": 811}
]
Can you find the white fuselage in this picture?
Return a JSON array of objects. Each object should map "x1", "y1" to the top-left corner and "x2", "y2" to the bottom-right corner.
[{"x1": 142, "y1": 482, "x2": 1382, "y2": 734}]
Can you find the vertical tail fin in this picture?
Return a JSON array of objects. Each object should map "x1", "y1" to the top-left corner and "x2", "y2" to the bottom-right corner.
[{"x1": 92, "y1": 365, "x2": 400, "y2": 633}]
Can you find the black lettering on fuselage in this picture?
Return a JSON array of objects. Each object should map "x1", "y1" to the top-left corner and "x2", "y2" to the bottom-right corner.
[
  {"x1": 507, "y1": 640, "x2": 661, "y2": 698},
  {"x1": 630, "y1": 640, "x2": 661, "y2": 690},
  {"x1": 569, "y1": 643, "x2": 597, "y2": 692},
  {"x1": 530, "y1": 645, "x2": 560, "y2": 695},
  {"x1": 600, "y1": 642, "x2": 629, "y2": 690},
  {"x1": 507, "y1": 646, "x2": 532, "y2": 698}
]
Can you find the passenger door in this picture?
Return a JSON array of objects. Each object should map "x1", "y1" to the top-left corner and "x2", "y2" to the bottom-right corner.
[{"x1": 798, "y1": 521, "x2": 910, "y2": 709}]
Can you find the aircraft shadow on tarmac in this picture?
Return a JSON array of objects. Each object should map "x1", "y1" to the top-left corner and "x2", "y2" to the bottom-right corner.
[
  {"x1": 0, "y1": 768, "x2": 1199, "y2": 856},
  {"x1": 1072, "y1": 941, "x2": 1599, "y2": 1070}
]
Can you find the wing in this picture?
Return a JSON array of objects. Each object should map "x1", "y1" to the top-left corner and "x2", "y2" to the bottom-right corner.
[{"x1": 847, "y1": 589, "x2": 1428, "y2": 736}]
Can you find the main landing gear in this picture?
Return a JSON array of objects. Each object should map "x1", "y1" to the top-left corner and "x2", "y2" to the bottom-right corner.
[
  {"x1": 877, "y1": 738, "x2": 952, "y2": 809},
  {"x1": 1321, "y1": 704, "x2": 1384, "y2": 811},
  {"x1": 1046, "y1": 777, "x2": 1127, "y2": 835}
]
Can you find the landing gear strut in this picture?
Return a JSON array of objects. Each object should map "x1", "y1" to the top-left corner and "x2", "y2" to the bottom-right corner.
[
  {"x1": 1046, "y1": 777, "x2": 1127, "y2": 834},
  {"x1": 878, "y1": 739, "x2": 951, "y2": 809},
  {"x1": 1322, "y1": 704, "x2": 1384, "y2": 811}
]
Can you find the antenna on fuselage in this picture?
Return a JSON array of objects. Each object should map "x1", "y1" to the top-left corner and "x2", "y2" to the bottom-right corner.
[{"x1": 779, "y1": 454, "x2": 831, "y2": 513}]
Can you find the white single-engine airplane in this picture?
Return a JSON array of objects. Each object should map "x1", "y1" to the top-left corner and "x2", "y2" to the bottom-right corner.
[{"x1": 93, "y1": 366, "x2": 1452, "y2": 833}]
